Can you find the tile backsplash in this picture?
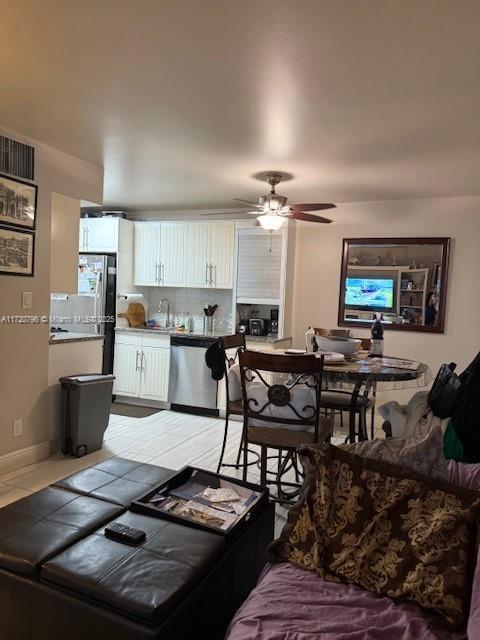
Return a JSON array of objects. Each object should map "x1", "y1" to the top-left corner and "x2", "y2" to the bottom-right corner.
[{"x1": 138, "y1": 287, "x2": 234, "y2": 333}]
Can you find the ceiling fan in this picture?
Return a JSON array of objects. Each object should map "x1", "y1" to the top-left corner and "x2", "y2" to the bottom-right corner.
[{"x1": 203, "y1": 173, "x2": 335, "y2": 230}]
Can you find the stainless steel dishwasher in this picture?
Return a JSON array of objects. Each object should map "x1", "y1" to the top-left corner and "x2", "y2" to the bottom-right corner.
[{"x1": 168, "y1": 336, "x2": 219, "y2": 416}]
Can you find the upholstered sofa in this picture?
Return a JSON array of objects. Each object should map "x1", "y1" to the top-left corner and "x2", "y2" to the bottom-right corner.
[{"x1": 226, "y1": 460, "x2": 480, "y2": 640}]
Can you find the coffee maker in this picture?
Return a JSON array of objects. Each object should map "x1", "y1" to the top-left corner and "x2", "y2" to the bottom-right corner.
[{"x1": 269, "y1": 309, "x2": 279, "y2": 334}]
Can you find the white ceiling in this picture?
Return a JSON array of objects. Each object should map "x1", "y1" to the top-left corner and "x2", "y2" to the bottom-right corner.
[{"x1": 1, "y1": 0, "x2": 479, "y2": 211}]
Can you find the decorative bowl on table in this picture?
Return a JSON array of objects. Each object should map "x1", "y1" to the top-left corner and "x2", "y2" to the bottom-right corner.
[{"x1": 314, "y1": 335, "x2": 361, "y2": 355}]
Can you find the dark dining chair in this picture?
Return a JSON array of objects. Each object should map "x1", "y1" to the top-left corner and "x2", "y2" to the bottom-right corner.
[
  {"x1": 313, "y1": 328, "x2": 373, "y2": 442},
  {"x1": 216, "y1": 334, "x2": 260, "y2": 473},
  {"x1": 239, "y1": 350, "x2": 331, "y2": 501}
]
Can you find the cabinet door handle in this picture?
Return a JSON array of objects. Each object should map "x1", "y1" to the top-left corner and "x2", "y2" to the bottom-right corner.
[
  {"x1": 209, "y1": 263, "x2": 214, "y2": 286},
  {"x1": 161, "y1": 263, "x2": 165, "y2": 284},
  {"x1": 205, "y1": 262, "x2": 209, "y2": 284},
  {"x1": 155, "y1": 262, "x2": 159, "y2": 284},
  {"x1": 141, "y1": 351, "x2": 146, "y2": 372},
  {"x1": 211, "y1": 263, "x2": 216, "y2": 287},
  {"x1": 135, "y1": 350, "x2": 140, "y2": 371}
]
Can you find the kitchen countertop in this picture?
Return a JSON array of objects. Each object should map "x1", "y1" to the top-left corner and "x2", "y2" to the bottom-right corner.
[
  {"x1": 115, "y1": 326, "x2": 291, "y2": 344},
  {"x1": 49, "y1": 332, "x2": 106, "y2": 345}
]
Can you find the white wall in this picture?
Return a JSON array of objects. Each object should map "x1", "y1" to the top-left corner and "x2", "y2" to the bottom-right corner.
[
  {"x1": 0, "y1": 126, "x2": 103, "y2": 464},
  {"x1": 291, "y1": 195, "x2": 480, "y2": 401}
]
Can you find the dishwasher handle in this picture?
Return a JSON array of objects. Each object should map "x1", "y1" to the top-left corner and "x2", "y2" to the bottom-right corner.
[{"x1": 170, "y1": 336, "x2": 217, "y2": 348}]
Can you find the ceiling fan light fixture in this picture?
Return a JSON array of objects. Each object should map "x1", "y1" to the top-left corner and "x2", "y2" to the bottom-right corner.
[{"x1": 258, "y1": 213, "x2": 286, "y2": 231}]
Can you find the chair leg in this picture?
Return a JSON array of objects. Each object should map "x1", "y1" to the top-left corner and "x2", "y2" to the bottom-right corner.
[
  {"x1": 216, "y1": 413, "x2": 230, "y2": 474},
  {"x1": 359, "y1": 409, "x2": 368, "y2": 441},
  {"x1": 348, "y1": 409, "x2": 356, "y2": 443},
  {"x1": 260, "y1": 446, "x2": 267, "y2": 487},
  {"x1": 234, "y1": 437, "x2": 243, "y2": 468},
  {"x1": 242, "y1": 429, "x2": 248, "y2": 482},
  {"x1": 370, "y1": 383, "x2": 377, "y2": 439}
]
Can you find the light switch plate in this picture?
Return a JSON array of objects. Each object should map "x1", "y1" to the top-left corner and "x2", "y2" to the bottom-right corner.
[
  {"x1": 13, "y1": 419, "x2": 23, "y2": 438},
  {"x1": 22, "y1": 292, "x2": 32, "y2": 309}
]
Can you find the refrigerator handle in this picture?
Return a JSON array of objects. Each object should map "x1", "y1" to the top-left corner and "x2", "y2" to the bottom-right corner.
[{"x1": 94, "y1": 270, "x2": 102, "y2": 334}]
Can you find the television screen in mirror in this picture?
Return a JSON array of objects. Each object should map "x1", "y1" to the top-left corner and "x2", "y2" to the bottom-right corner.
[{"x1": 338, "y1": 238, "x2": 450, "y2": 333}]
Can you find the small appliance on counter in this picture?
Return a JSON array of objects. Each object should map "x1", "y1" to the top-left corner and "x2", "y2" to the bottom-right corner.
[
  {"x1": 237, "y1": 319, "x2": 250, "y2": 335},
  {"x1": 269, "y1": 309, "x2": 279, "y2": 334},
  {"x1": 249, "y1": 318, "x2": 269, "y2": 336}
]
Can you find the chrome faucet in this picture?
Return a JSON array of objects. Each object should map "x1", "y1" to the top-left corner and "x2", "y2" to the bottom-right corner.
[{"x1": 158, "y1": 297, "x2": 170, "y2": 328}]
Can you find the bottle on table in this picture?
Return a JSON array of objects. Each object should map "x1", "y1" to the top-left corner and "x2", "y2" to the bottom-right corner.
[{"x1": 369, "y1": 316, "x2": 384, "y2": 357}]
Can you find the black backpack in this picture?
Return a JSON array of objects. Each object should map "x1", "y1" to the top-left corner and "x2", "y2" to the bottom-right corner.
[
  {"x1": 427, "y1": 362, "x2": 462, "y2": 419},
  {"x1": 451, "y1": 352, "x2": 480, "y2": 463}
]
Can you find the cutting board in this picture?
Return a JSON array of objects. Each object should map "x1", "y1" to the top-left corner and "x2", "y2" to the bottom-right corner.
[{"x1": 118, "y1": 303, "x2": 146, "y2": 328}]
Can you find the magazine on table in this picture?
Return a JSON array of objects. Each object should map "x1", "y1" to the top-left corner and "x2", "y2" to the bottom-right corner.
[
  {"x1": 145, "y1": 470, "x2": 261, "y2": 532},
  {"x1": 357, "y1": 357, "x2": 420, "y2": 371}
]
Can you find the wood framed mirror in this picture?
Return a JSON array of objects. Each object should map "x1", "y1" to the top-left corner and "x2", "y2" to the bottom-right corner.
[{"x1": 338, "y1": 238, "x2": 450, "y2": 333}]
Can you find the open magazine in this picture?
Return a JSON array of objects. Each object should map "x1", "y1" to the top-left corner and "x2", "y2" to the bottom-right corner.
[{"x1": 143, "y1": 470, "x2": 261, "y2": 532}]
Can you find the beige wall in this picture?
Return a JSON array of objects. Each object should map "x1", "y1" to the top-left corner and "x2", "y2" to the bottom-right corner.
[
  {"x1": 0, "y1": 127, "x2": 103, "y2": 460},
  {"x1": 291, "y1": 195, "x2": 480, "y2": 400}
]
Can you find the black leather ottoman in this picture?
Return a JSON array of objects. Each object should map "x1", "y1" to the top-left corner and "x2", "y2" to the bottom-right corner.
[
  {"x1": 54, "y1": 457, "x2": 175, "y2": 506},
  {"x1": 0, "y1": 457, "x2": 275, "y2": 640}
]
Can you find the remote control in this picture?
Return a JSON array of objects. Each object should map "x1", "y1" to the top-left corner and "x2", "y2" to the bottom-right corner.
[{"x1": 105, "y1": 522, "x2": 146, "y2": 545}]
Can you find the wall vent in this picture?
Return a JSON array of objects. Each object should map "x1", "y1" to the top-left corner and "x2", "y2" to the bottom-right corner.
[{"x1": 0, "y1": 136, "x2": 35, "y2": 181}]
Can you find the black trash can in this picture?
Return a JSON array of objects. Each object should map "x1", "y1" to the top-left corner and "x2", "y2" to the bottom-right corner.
[{"x1": 60, "y1": 374, "x2": 115, "y2": 457}]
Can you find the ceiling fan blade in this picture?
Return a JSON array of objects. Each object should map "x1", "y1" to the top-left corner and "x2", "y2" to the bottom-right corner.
[
  {"x1": 289, "y1": 203, "x2": 336, "y2": 211},
  {"x1": 290, "y1": 211, "x2": 333, "y2": 224},
  {"x1": 234, "y1": 198, "x2": 263, "y2": 209}
]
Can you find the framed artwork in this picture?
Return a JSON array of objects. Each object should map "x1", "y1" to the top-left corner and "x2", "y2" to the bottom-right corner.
[
  {"x1": 0, "y1": 173, "x2": 37, "y2": 229},
  {"x1": 0, "y1": 225, "x2": 35, "y2": 276}
]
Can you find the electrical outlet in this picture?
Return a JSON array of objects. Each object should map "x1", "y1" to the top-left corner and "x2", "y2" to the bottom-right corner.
[
  {"x1": 13, "y1": 419, "x2": 23, "y2": 438},
  {"x1": 22, "y1": 292, "x2": 32, "y2": 309}
]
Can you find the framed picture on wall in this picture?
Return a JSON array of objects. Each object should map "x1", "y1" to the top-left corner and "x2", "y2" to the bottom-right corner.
[
  {"x1": 0, "y1": 173, "x2": 37, "y2": 229},
  {"x1": 0, "y1": 225, "x2": 35, "y2": 276}
]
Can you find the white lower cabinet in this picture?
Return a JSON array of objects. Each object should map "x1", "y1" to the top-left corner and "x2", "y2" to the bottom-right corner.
[
  {"x1": 113, "y1": 333, "x2": 170, "y2": 402},
  {"x1": 140, "y1": 345, "x2": 170, "y2": 400},
  {"x1": 113, "y1": 342, "x2": 142, "y2": 397}
]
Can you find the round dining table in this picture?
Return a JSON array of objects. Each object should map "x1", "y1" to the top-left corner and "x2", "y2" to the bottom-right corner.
[{"x1": 321, "y1": 351, "x2": 432, "y2": 441}]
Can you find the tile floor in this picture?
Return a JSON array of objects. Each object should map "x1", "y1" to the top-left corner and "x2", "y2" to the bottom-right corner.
[{"x1": 0, "y1": 409, "x2": 379, "y2": 534}]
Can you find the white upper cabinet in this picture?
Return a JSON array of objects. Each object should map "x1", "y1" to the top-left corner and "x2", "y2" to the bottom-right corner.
[
  {"x1": 133, "y1": 220, "x2": 234, "y2": 289},
  {"x1": 133, "y1": 222, "x2": 162, "y2": 286},
  {"x1": 185, "y1": 223, "x2": 212, "y2": 288},
  {"x1": 209, "y1": 222, "x2": 234, "y2": 288},
  {"x1": 159, "y1": 223, "x2": 188, "y2": 287},
  {"x1": 79, "y1": 217, "x2": 119, "y2": 253},
  {"x1": 185, "y1": 221, "x2": 234, "y2": 289}
]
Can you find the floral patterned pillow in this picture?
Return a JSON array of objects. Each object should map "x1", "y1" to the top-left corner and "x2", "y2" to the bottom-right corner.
[
  {"x1": 341, "y1": 426, "x2": 449, "y2": 481},
  {"x1": 268, "y1": 444, "x2": 480, "y2": 631}
]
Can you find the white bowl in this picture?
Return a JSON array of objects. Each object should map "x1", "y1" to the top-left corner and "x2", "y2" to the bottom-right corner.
[{"x1": 314, "y1": 335, "x2": 361, "y2": 355}]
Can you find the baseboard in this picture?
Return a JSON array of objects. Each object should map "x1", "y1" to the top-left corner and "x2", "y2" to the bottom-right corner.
[{"x1": 0, "y1": 440, "x2": 51, "y2": 476}]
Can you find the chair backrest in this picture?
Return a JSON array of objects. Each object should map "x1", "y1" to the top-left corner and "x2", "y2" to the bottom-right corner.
[
  {"x1": 238, "y1": 350, "x2": 325, "y2": 439},
  {"x1": 218, "y1": 334, "x2": 246, "y2": 406},
  {"x1": 220, "y1": 333, "x2": 246, "y2": 352}
]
